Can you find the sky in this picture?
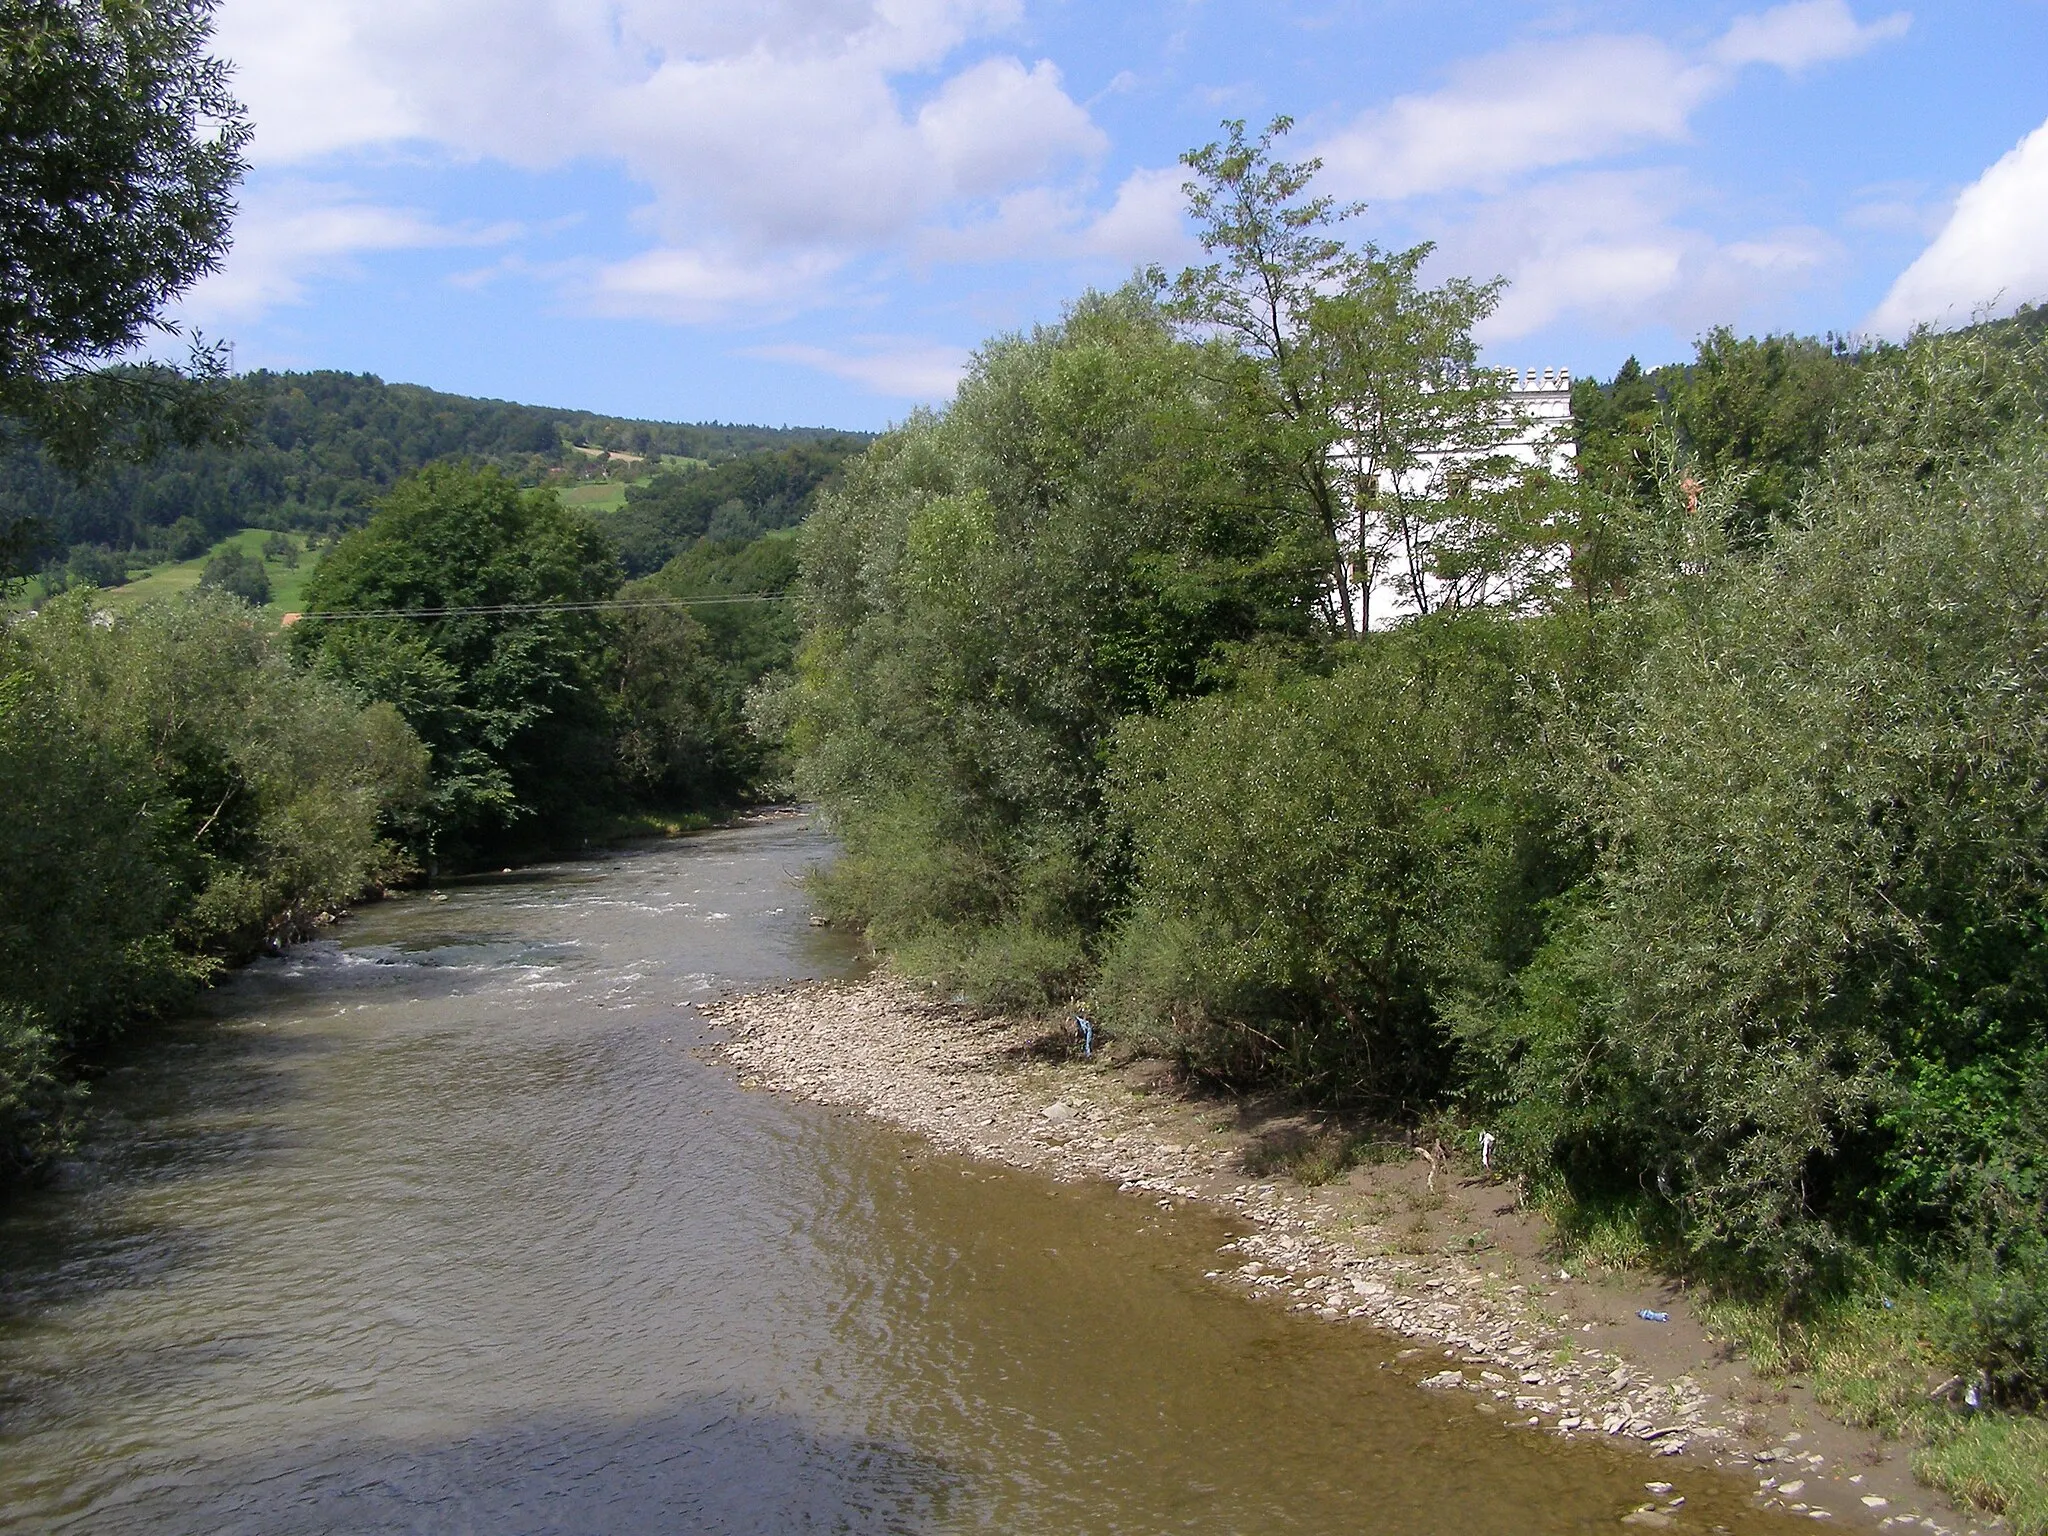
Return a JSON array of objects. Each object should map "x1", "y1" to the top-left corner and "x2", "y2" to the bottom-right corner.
[{"x1": 172, "y1": 0, "x2": 2048, "y2": 431}]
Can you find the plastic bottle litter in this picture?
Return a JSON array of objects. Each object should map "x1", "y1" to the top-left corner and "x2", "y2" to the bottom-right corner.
[{"x1": 1638, "y1": 1309, "x2": 1670, "y2": 1323}]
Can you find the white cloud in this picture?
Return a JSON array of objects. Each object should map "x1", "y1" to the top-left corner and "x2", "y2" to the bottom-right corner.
[
  {"x1": 1313, "y1": 3, "x2": 1910, "y2": 202},
  {"x1": 1316, "y1": 36, "x2": 1716, "y2": 201},
  {"x1": 205, "y1": 0, "x2": 1114, "y2": 326},
  {"x1": 1868, "y1": 117, "x2": 2048, "y2": 335},
  {"x1": 178, "y1": 184, "x2": 516, "y2": 323},
  {"x1": 1415, "y1": 173, "x2": 1835, "y2": 342},
  {"x1": 916, "y1": 186, "x2": 1081, "y2": 265},
  {"x1": 750, "y1": 338, "x2": 971, "y2": 399},
  {"x1": 912, "y1": 165, "x2": 1192, "y2": 269},
  {"x1": 1712, "y1": 0, "x2": 1910, "y2": 73},
  {"x1": 213, "y1": 0, "x2": 1096, "y2": 245},
  {"x1": 585, "y1": 247, "x2": 848, "y2": 325},
  {"x1": 916, "y1": 58, "x2": 1104, "y2": 195},
  {"x1": 1082, "y1": 166, "x2": 1195, "y2": 265}
]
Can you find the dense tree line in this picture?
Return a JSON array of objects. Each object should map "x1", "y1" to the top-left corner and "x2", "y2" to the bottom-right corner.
[
  {"x1": 290, "y1": 462, "x2": 803, "y2": 866},
  {"x1": 608, "y1": 440, "x2": 864, "y2": 575},
  {"x1": 0, "y1": 368, "x2": 863, "y2": 579},
  {"x1": 787, "y1": 121, "x2": 2048, "y2": 1412}
]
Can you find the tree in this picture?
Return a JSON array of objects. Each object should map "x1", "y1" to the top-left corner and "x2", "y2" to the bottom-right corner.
[
  {"x1": 198, "y1": 544, "x2": 267, "y2": 605},
  {"x1": 0, "y1": 0, "x2": 251, "y2": 574},
  {"x1": 1166, "y1": 117, "x2": 1363, "y2": 633},
  {"x1": 295, "y1": 465, "x2": 624, "y2": 861},
  {"x1": 1166, "y1": 119, "x2": 1540, "y2": 634},
  {"x1": 1309, "y1": 249, "x2": 1564, "y2": 624},
  {"x1": 1674, "y1": 327, "x2": 1863, "y2": 537},
  {"x1": 789, "y1": 289, "x2": 1321, "y2": 1005}
]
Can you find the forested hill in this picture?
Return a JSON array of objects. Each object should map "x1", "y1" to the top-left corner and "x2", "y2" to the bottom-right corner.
[{"x1": 0, "y1": 369, "x2": 868, "y2": 564}]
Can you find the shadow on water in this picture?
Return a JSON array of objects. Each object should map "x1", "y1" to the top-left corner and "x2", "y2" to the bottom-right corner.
[{"x1": 28, "y1": 1397, "x2": 960, "y2": 1536}]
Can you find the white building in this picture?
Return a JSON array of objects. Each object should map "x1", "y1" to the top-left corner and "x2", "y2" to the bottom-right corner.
[
  {"x1": 1351, "y1": 366, "x2": 1577, "y2": 630},
  {"x1": 1495, "y1": 367, "x2": 1576, "y2": 477}
]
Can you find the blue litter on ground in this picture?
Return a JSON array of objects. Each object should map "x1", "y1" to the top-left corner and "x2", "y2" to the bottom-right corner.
[{"x1": 1638, "y1": 1309, "x2": 1670, "y2": 1323}]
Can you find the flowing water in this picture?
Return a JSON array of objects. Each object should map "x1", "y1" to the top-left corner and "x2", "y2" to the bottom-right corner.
[{"x1": 0, "y1": 817, "x2": 1808, "y2": 1534}]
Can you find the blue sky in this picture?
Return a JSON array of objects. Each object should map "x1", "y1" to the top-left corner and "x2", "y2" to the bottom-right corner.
[{"x1": 175, "y1": 0, "x2": 2048, "y2": 431}]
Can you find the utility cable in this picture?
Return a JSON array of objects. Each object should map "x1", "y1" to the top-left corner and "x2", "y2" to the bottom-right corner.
[{"x1": 287, "y1": 594, "x2": 795, "y2": 622}]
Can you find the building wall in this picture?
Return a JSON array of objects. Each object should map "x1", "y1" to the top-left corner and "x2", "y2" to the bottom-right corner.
[{"x1": 1353, "y1": 368, "x2": 1576, "y2": 630}]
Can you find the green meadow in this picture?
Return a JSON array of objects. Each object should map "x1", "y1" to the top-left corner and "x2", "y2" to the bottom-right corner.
[{"x1": 104, "y1": 528, "x2": 319, "y2": 620}]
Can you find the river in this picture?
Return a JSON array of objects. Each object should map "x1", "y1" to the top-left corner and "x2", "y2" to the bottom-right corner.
[{"x1": 0, "y1": 817, "x2": 1808, "y2": 1533}]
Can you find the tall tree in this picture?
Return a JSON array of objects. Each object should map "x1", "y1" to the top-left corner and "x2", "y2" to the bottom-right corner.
[
  {"x1": 1167, "y1": 117, "x2": 1363, "y2": 633},
  {"x1": 0, "y1": 0, "x2": 250, "y2": 574},
  {"x1": 296, "y1": 465, "x2": 622, "y2": 861},
  {"x1": 1165, "y1": 119, "x2": 1542, "y2": 633}
]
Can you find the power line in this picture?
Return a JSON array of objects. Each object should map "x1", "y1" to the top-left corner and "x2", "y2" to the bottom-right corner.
[{"x1": 285, "y1": 594, "x2": 795, "y2": 623}]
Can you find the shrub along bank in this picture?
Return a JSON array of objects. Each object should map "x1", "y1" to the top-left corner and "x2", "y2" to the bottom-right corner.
[
  {"x1": 0, "y1": 590, "x2": 427, "y2": 1181},
  {"x1": 786, "y1": 123, "x2": 2048, "y2": 1518},
  {"x1": 2, "y1": 461, "x2": 811, "y2": 1193}
]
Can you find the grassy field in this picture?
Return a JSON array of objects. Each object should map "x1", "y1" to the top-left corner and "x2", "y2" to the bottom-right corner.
[
  {"x1": 100, "y1": 529, "x2": 319, "y2": 621},
  {"x1": 557, "y1": 479, "x2": 643, "y2": 513}
]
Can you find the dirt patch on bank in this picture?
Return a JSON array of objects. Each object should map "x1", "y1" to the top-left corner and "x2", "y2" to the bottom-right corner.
[{"x1": 703, "y1": 974, "x2": 1986, "y2": 1535}]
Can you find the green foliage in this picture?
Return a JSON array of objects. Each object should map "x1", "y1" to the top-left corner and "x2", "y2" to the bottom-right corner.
[
  {"x1": 0, "y1": 588, "x2": 425, "y2": 1184},
  {"x1": 0, "y1": 1005, "x2": 70, "y2": 1183},
  {"x1": 0, "y1": 0, "x2": 249, "y2": 489},
  {"x1": 1917, "y1": 1415, "x2": 2048, "y2": 1535},
  {"x1": 790, "y1": 288, "x2": 1323, "y2": 1004},
  {"x1": 637, "y1": 529, "x2": 800, "y2": 691},
  {"x1": 1572, "y1": 329, "x2": 1867, "y2": 543},
  {"x1": 602, "y1": 602, "x2": 756, "y2": 809},
  {"x1": 1100, "y1": 615, "x2": 1575, "y2": 1106},
  {"x1": 608, "y1": 441, "x2": 862, "y2": 576},
  {"x1": 46, "y1": 540, "x2": 129, "y2": 590},
  {"x1": 1477, "y1": 327, "x2": 2048, "y2": 1298},
  {"x1": 0, "y1": 369, "x2": 864, "y2": 573},
  {"x1": 199, "y1": 544, "x2": 268, "y2": 605},
  {"x1": 0, "y1": 631, "x2": 181, "y2": 1033},
  {"x1": 1674, "y1": 328, "x2": 1863, "y2": 534},
  {"x1": 296, "y1": 464, "x2": 621, "y2": 860},
  {"x1": 1166, "y1": 117, "x2": 1553, "y2": 634}
]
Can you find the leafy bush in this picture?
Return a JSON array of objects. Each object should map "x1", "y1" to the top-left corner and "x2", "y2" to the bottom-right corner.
[
  {"x1": 0, "y1": 588, "x2": 427, "y2": 1184},
  {"x1": 1475, "y1": 328, "x2": 2048, "y2": 1296},
  {"x1": 1100, "y1": 614, "x2": 1576, "y2": 1106},
  {"x1": 64, "y1": 542, "x2": 129, "y2": 588},
  {"x1": 0, "y1": 1006, "x2": 70, "y2": 1186}
]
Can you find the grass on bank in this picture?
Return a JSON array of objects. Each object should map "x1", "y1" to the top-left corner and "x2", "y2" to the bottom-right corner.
[
  {"x1": 1689, "y1": 1287, "x2": 2048, "y2": 1533},
  {"x1": 1526, "y1": 1195, "x2": 2048, "y2": 1533}
]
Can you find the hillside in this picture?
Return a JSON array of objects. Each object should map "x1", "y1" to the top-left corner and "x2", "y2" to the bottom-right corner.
[{"x1": 0, "y1": 370, "x2": 869, "y2": 578}]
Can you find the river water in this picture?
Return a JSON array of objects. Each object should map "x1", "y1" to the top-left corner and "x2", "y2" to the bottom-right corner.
[{"x1": 0, "y1": 818, "x2": 1807, "y2": 1534}]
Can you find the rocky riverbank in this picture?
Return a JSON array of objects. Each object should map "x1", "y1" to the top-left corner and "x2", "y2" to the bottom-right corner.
[{"x1": 704, "y1": 975, "x2": 1988, "y2": 1535}]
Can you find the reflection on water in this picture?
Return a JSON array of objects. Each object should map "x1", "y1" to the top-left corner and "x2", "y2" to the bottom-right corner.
[{"x1": 0, "y1": 818, "x2": 1803, "y2": 1533}]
